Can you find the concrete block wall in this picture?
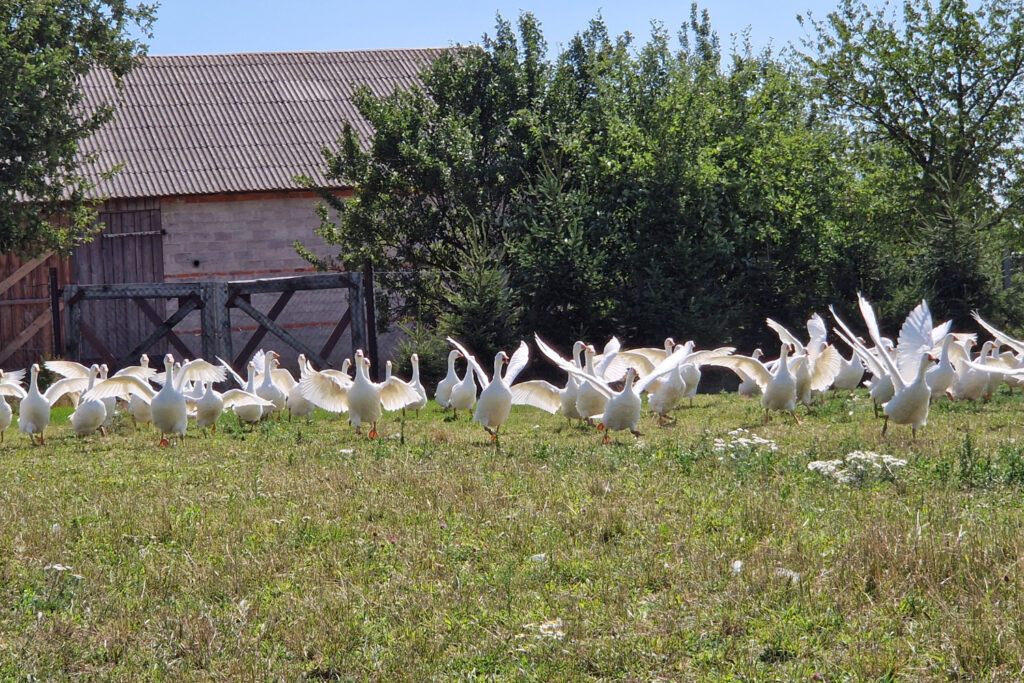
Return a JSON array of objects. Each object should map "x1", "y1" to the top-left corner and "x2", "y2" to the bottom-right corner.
[{"x1": 160, "y1": 192, "x2": 359, "y2": 372}]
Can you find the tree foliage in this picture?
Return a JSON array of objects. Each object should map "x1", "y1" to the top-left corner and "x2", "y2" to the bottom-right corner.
[
  {"x1": 801, "y1": 0, "x2": 1024, "y2": 324},
  {"x1": 1, "y1": 0, "x2": 155, "y2": 255},
  {"x1": 302, "y1": 2, "x2": 1023, "y2": 355}
]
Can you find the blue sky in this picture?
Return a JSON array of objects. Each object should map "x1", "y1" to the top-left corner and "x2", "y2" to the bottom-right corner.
[{"x1": 140, "y1": 1, "x2": 846, "y2": 57}]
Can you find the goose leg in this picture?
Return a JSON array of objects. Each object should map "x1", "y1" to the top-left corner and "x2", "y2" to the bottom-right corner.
[
  {"x1": 790, "y1": 411, "x2": 802, "y2": 425},
  {"x1": 368, "y1": 423, "x2": 378, "y2": 439},
  {"x1": 881, "y1": 416, "x2": 889, "y2": 436}
]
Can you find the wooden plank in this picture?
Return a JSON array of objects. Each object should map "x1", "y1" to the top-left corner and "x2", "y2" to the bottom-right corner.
[
  {"x1": 78, "y1": 321, "x2": 116, "y2": 366},
  {"x1": 70, "y1": 283, "x2": 203, "y2": 299},
  {"x1": 0, "y1": 308, "x2": 50, "y2": 366},
  {"x1": 319, "y1": 307, "x2": 351, "y2": 360},
  {"x1": 121, "y1": 295, "x2": 200, "y2": 364},
  {"x1": 229, "y1": 273, "x2": 358, "y2": 295},
  {"x1": 0, "y1": 253, "x2": 50, "y2": 299},
  {"x1": 230, "y1": 296, "x2": 327, "y2": 368},
  {"x1": 232, "y1": 289, "x2": 295, "y2": 367},
  {"x1": 131, "y1": 297, "x2": 193, "y2": 359}
]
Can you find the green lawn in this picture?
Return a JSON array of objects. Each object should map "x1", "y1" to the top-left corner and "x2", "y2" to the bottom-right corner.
[{"x1": 1, "y1": 390, "x2": 1024, "y2": 680}]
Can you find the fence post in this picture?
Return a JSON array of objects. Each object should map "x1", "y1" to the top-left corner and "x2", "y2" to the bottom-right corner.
[
  {"x1": 48, "y1": 267, "x2": 64, "y2": 357},
  {"x1": 349, "y1": 272, "x2": 366, "y2": 365},
  {"x1": 63, "y1": 286, "x2": 82, "y2": 362},
  {"x1": 213, "y1": 282, "x2": 233, "y2": 363},
  {"x1": 362, "y1": 260, "x2": 379, "y2": 381}
]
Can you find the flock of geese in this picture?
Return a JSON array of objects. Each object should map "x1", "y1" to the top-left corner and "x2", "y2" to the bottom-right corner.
[{"x1": 2, "y1": 294, "x2": 1024, "y2": 446}]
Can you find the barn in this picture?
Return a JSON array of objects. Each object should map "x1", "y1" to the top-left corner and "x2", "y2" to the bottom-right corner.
[{"x1": 0, "y1": 48, "x2": 443, "y2": 372}]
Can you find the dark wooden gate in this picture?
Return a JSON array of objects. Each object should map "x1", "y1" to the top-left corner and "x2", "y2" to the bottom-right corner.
[
  {"x1": 63, "y1": 273, "x2": 368, "y2": 372},
  {"x1": 72, "y1": 199, "x2": 165, "y2": 364}
]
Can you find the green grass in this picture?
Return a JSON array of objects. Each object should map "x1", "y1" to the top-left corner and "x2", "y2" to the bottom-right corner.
[{"x1": 2, "y1": 390, "x2": 1024, "y2": 680}]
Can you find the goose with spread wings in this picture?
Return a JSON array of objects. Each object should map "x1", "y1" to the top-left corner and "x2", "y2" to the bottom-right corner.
[
  {"x1": 446, "y1": 337, "x2": 530, "y2": 443},
  {"x1": 535, "y1": 334, "x2": 692, "y2": 443}
]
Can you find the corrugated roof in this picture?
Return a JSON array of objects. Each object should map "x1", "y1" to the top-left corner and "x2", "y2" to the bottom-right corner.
[{"x1": 77, "y1": 49, "x2": 446, "y2": 199}]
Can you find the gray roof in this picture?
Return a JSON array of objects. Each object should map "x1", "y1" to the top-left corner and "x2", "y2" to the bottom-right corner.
[{"x1": 78, "y1": 49, "x2": 444, "y2": 199}]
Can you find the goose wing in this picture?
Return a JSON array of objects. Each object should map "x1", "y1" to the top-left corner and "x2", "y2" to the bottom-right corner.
[
  {"x1": 81, "y1": 375, "x2": 156, "y2": 403},
  {"x1": 766, "y1": 318, "x2": 804, "y2": 351},
  {"x1": 2, "y1": 369, "x2": 26, "y2": 384},
  {"x1": 298, "y1": 372, "x2": 350, "y2": 412},
  {"x1": 43, "y1": 376, "x2": 90, "y2": 405},
  {"x1": 217, "y1": 357, "x2": 248, "y2": 388},
  {"x1": 858, "y1": 294, "x2": 906, "y2": 390},
  {"x1": 446, "y1": 337, "x2": 490, "y2": 389},
  {"x1": 510, "y1": 380, "x2": 562, "y2": 414},
  {"x1": 534, "y1": 334, "x2": 613, "y2": 399},
  {"x1": 175, "y1": 359, "x2": 226, "y2": 389},
  {"x1": 221, "y1": 389, "x2": 275, "y2": 409},
  {"x1": 0, "y1": 382, "x2": 27, "y2": 399},
  {"x1": 809, "y1": 345, "x2": 842, "y2": 391},
  {"x1": 704, "y1": 356, "x2": 773, "y2": 389},
  {"x1": 972, "y1": 312, "x2": 1024, "y2": 356},
  {"x1": 379, "y1": 377, "x2": 421, "y2": 411},
  {"x1": 896, "y1": 300, "x2": 934, "y2": 380},
  {"x1": 44, "y1": 360, "x2": 90, "y2": 379},
  {"x1": 504, "y1": 340, "x2": 530, "y2": 385}
]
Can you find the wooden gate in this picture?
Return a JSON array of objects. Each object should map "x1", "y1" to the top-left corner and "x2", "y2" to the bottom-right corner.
[
  {"x1": 0, "y1": 253, "x2": 71, "y2": 368},
  {"x1": 72, "y1": 199, "x2": 165, "y2": 363},
  {"x1": 62, "y1": 273, "x2": 369, "y2": 372}
]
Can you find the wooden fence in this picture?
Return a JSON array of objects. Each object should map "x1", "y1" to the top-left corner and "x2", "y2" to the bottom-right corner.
[
  {"x1": 0, "y1": 253, "x2": 71, "y2": 368},
  {"x1": 62, "y1": 272, "x2": 369, "y2": 372}
]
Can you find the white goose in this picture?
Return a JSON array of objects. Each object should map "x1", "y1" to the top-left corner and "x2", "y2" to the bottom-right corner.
[
  {"x1": 69, "y1": 365, "x2": 108, "y2": 436},
  {"x1": 83, "y1": 355, "x2": 226, "y2": 445},
  {"x1": 831, "y1": 351, "x2": 865, "y2": 395},
  {"x1": 255, "y1": 351, "x2": 287, "y2": 418},
  {"x1": 766, "y1": 314, "x2": 841, "y2": 406},
  {"x1": 830, "y1": 306, "x2": 897, "y2": 416},
  {"x1": 855, "y1": 294, "x2": 936, "y2": 437},
  {"x1": 18, "y1": 364, "x2": 53, "y2": 444},
  {"x1": 536, "y1": 335, "x2": 690, "y2": 443},
  {"x1": 434, "y1": 350, "x2": 462, "y2": 410},
  {"x1": 706, "y1": 344, "x2": 800, "y2": 424},
  {"x1": 406, "y1": 353, "x2": 428, "y2": 415},
  {"x1": 285, "y1": 354, "x2": 317, "y2": 420},
  {"x1": 509, "y1": 340, "x2": 586, "y2": 422},
  {"x1": 0, "y1": 370, "x2": 27, "y2": 443},
  {"x1": 576, "y1": 338, "x2": 628, "y2": 420},
  {"x1": 304, "y1": 350, "x2": 418, "y2": 437},
  {"x1": 448, "y1": 352, "x2": 478, "y2": 419},
  {"x1": 447, "y1": 337, "x2": 529, "y2": 442}
]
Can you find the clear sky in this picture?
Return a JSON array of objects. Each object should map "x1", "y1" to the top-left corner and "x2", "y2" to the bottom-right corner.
[{"x1": 140, "y1": 1, "x2": 846, "y2": 57}]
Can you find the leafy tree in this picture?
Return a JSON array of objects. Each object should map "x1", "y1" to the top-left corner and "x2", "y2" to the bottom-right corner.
[
  {"x1": 1, "y1": 0, "x2": 155, "y2": 255},
  {"x1": 800, "y1": 0, "x2": 1024, "y2": 324},
  {"x1": 302, "y1": 7, "x2": 875, "y2": 354}
]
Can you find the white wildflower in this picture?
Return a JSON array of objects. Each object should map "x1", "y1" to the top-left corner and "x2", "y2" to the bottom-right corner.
[
  {"x1": 774, "y1": 567, "x2": 801, "y2": 584},
  {"x1": 730, "y1": 559, "x2": 744, "y2": 575},
  {"x1": 713, "y1": 428, "x2": 778, "y2": 459},
  {"x1": 808, "y1": 450, "x2": 906, "y2": 485}
]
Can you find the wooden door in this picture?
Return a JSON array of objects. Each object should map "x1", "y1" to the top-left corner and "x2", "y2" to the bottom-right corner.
[{"x1": 72, "y1": 199, "x2": 165, "y2": 367}]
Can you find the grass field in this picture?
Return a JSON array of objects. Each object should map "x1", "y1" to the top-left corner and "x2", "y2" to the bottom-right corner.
[{"x1": 2, "y1": 388, "x2": 1024, "y2": 680}]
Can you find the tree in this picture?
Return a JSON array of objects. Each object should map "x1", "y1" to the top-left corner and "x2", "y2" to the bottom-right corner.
[
  {"x1": 800, "y1": 0, "x2": 1024, "y2": 324},
  {"x1": 1, "y1": 0, "x2": 155, "y2": 255},
  {"x1": 301, "y1": 8, "x2": 874, "y2": 355}
]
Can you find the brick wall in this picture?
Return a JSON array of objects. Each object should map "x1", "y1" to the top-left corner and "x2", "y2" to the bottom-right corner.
[{"x1": 161, "y1": 193, "x2": 360, "y2": 372}]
